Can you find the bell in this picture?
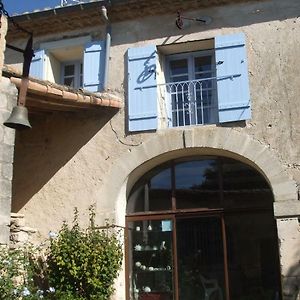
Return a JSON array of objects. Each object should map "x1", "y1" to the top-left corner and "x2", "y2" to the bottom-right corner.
[{"x1": 4, "y1": 106, "x2": 32, "y2": 130}]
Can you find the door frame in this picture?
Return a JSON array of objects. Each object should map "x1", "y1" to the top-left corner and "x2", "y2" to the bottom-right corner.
[{"x1": 126, "y1": 210, "x2": 231, "y2": 300}]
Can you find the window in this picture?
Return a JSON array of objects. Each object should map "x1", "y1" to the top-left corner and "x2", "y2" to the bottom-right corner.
[
  {"x1": 62, "y1": 61, "x2": 83, "y2": 88},
  {"x1": 166, "y1": 51, "x2": 218, "y2": 126},
  {"x1": 127, "y1": 32, "x2": 251, "y2": 132},
  {"x1": 30, "y1": 37, "x2": 106, "y2": 92},
  {"x1": 126, "y1": 157, "x2": 282, "y2": 300}
]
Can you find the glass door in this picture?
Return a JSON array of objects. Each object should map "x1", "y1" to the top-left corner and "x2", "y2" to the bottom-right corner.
[
  {"x1": 176, "y1": 216, "x2": 226, "y2": 300},
  {"x1": 225, "y1": 211, "x2": 281, "y2": 300},
  {"x1": 127, "y1": 218, "x2": 175, "y2": 300}
]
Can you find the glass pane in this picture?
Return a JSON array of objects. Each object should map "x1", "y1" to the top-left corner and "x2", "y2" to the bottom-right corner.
[
  {"x1": 127, "y1": 166, "x2": 172, "y2": 214},
  {"x1": 169, "y1": 59, "x2": 188, "y2": 77},
  {"x1": 175, "y1": 160, "x2": 220, "y2": 209},
  {"x1": 128, "y1": 219, "x2": 174, "y2": 300},
  {"x1": 222, "y1": 159, "x2": 273, "y2": 209},
  {"x1": 169, "y1": 75, "x2": 189, "y2": 83},
  {"x1": 177, "y1": 217, "x2": 225, "y2": 300},
  {"x1": 64, "y1": 64, "x2": 75, "y2": 76},
  {"x1": 226, "y1": 212, "x2": 281, "y2": 300},
  {"x1": 64, "y1": 76, "x2": 75, "y2": 87},
  {"x1": 194, "y1": 56, "x2": 212, "y2": 73},
  {"x1": 149, "y1": 168, "x2": 172, "y2": 211}
]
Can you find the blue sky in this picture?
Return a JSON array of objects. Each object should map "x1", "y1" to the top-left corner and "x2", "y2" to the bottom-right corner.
[
  {"x1": 2, "y1": 1, "x2": 89, "y2": 15},
  {"x1": 3, "y1": 1, "x2": 61, "y2": 14}
]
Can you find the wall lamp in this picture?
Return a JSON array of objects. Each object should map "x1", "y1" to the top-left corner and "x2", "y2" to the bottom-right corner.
[
  {"x1": 176, "y1": 11, "x2": 212, "y2": 29},
  {"x1": 1, "y1": 0, "x2": 34, "y2": 130}
]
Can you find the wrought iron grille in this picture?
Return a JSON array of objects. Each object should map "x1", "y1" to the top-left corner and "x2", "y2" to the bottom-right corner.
[{"x1": 160, "y1": 77, "x2": 218, "y2": 127}]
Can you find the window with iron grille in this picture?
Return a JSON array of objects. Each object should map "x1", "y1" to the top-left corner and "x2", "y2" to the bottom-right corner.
[
  {"x1": 166, "y1": 51, "x2": 218, "y2": 127},
  {"x1": 127, "y1": 32, "x2": 251, "y2": 132}
]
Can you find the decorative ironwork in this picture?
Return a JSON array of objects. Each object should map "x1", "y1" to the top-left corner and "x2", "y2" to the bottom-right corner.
[
  {"x1": 159, "y1": 77, "x2": 218, "y2": 127},
  {"x1": 176, "y1": 11, "x2": 212, "y2": 29}
]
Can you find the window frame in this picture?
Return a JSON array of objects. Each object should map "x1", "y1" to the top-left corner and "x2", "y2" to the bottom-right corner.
[
  {"x1": 164, "y1": 49, "x2": 218, "y2": 127},
  {"x1": 61, "y1": 60, "x2": 83, "y2": 89},
  {"x1": 165, "y1": 49, "x2": 216, "y2": 82},
  {"x1": 125, "y1": 157, "x2": 279, "y2": 300},
  {"x1": 127, "y1": 33, "x2": 251, "y2": 132},
  {"x1": 38, "y1": 36, "x2": 91, "y2": 88}
]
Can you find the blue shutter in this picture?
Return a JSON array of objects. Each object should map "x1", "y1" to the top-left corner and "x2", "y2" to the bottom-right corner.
[
  {"x1": 215, "y1": 33, "x2": 251, "y2": 123},
  {"x1": 83, "y1": 41, "x2": 105, "y2": 92},
  {"x1": 127, "y1": 45, "x2": 158, "y2": 132},
  {"x1": 30, "y1": 49, "x2": 45, "y2": 79}
]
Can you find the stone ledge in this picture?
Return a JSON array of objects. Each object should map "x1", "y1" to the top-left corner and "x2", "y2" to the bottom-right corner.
[
  {"x1": 274, "y1": 200, "x2": 300, "y2": 217},
  {"x1": 11, "y1": 212, "x2": 25, "y2": 218},
  {"x1": 10, "y1": 213, "x2": 38, "y2": 246}
]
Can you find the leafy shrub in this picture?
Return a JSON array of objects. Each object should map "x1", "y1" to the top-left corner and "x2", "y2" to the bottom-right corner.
[
  {"x1": 0, "y1": 245, "x2": 47, "y2": 300},
  {"x1": 47, "y1": 207, "x2": 123, "y2": 299},
  {"x1": 0, "y1": 206, "x2": 123, "y2": 299}
]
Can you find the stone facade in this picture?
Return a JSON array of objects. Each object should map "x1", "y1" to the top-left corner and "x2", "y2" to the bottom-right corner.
[
  {"x1": 3, "y1": 0, "x2": 300, "y2": 299},
  {"x1": 0, "y1": 15, "x2": 17, "y2": 245},
  {"x1": 9, "y1": 212, "x2": 37, "y2": 248}
]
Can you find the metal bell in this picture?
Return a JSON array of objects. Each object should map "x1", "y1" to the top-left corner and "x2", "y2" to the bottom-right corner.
[{"x1": 4, "y1": 106, "x2": 32, "y2": 130}]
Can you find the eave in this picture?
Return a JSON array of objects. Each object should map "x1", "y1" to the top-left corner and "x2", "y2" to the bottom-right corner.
[
  {"x1": 6, "y1": 0, "x2": 263, "y2": 42},
  {"x1": 3, "y1": 65, "x2": 122, "y2": 113}
]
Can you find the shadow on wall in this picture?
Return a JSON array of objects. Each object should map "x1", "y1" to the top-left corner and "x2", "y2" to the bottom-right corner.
[
  {"x1": 284, "y1": 249, "x2": 300, "y2": 300},
  {"x1": 111, "y1": 0, "x2": 300, "y2": 46},
  {"x1": 12, "y1": 109, "x2": 117, "y2": 212}
]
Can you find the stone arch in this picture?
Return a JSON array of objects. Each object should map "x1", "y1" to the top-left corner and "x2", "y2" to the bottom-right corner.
[
  {"x1": 99, "y1": 127, "x2": 298, "y2": 225},
  {"x1": 102, "y1": 127, "x2": 299, "y2": 300}
]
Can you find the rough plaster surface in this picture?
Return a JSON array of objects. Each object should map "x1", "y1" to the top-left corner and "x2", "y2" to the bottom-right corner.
[
  {"x1": 277, "y1": 218, "x2": 300, "y2": 300},
  {"x1": 6, "y1": 0, "x2": 300, "y2": 298}
]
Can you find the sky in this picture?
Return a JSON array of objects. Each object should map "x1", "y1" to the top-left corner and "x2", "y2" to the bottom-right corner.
[{"x1": 2, "y1": 1, "x2": 87, "y2": 15}]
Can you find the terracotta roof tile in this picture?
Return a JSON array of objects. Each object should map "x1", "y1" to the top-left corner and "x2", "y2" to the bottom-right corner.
[{"x1": 3, "y1": 64, "x2": 122, "y2": 112}]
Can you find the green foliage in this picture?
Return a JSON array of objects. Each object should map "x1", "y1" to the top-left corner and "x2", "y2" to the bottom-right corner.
[
  {"x1": 47, "y1": 206, "x2": 123, "y2": 299},
  {"x1": 0, "y1": 206, "x2": 123, "y2": 299},
  {"x1": 0, "y1": 245, "x2": 47, "y2": 300}
]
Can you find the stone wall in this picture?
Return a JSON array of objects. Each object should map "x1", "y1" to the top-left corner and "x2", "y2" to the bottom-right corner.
[
  {"x1": 7, "y1": 0, "x2": 299, "y2": 236},
  {"x1": 4, "y1": 0, "x2": 300, "y2": 298},
  {"x1": 0, "y1": 15, "x2": 17, "y2": 245},
  {"x1": 9, "y1": 213, "x2": 37, "y2": 248}
]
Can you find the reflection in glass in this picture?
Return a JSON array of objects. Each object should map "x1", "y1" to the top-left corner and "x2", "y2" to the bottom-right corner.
[
  {"x1": 222, "y1": 159, "x2": 273, "y2": 209},
  {"x1": 170, "y1": 59, "x2": 188, "y2": 78},
  {"x1": 194, "y1": 56, "x2": 213, "y2": 78},
  {"x1": 128, "y1": 157, "x2": 274, "y2": 213},
  {"x1": 127, "y1": 166, "x2": 172, "y2": 214},
  {"x1": 127, "y1": 156, "x2": 279, "y2": 300},
  {"x1": 175, "y1": 160, "x2": 220, "y2": 209}
]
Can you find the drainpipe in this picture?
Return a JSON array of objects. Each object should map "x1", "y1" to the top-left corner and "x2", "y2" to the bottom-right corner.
[{"x1": 101, "y1": 5, "x2": 110, "y2": 91}]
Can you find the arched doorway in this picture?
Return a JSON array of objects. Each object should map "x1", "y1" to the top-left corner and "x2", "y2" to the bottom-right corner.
[{"x1": 125, "y1": 156, "x2": 282, "y2": 300}]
